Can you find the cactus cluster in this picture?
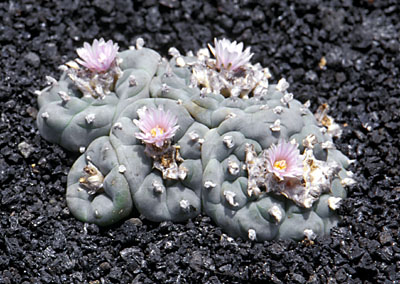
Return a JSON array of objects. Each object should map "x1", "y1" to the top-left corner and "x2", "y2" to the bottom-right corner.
[{"x1": 37, "y1": 38, "x2": 354, "y2": 241}]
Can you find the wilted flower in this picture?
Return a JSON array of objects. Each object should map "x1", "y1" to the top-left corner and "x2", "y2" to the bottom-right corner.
[
  {"x1": 134, "y1": 107, "x2": 179, "y2": 148},
  {"x1": 76, "y1": 38, "x2": 119, "y2": 72},
  {"x1": 266, "y1": 140, "x2": 303, "y2": 181},
  {"x1": 208, "y1": 38, "x2": 253, "y2": 71}
]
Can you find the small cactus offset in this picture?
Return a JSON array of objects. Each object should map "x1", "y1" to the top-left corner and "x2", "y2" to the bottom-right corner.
[{"x1": 38, "y1": 38, "x2": 354, "y2": 241}]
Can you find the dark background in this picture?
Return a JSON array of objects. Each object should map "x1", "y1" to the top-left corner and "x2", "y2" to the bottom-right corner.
[{"x1": 0, "y1": 0, "x2": 399, "y2": 283}]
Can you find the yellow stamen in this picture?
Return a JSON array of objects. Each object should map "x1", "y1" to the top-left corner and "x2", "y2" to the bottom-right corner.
[
  {"x1": 273, "y1": 160, "x2": 287, "y2": 170},
  {"x1": 150, "y1": 126, "x2": 164, "y2": 137}
]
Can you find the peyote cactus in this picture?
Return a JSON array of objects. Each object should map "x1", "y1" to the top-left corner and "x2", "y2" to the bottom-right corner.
[
  {"x1": 37, "y1": 38, "x2": 354, "y2": 241},
  {"x1": 199, "y1": 88, "x2": 349, "y2": 241},
  {"x1": 67, "y1": 98, "x2": 207, "y2": 225},
  {"x1": 37, "y1": 39, "x2": 161, "y2": 152}
]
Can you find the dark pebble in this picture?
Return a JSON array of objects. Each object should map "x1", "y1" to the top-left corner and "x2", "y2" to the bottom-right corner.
[
  {"x1": 93, "y1": 0, "x2": 115, "y2": 13},
  {"x1": 24, "y1": 52, "x2": 41, "y2": 68}
]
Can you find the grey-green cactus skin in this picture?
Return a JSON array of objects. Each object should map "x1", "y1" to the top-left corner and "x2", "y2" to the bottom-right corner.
[
  {"x1": 200, "y1": 91, "x2": 348, "y2": 241},
  {"x1": 37, "y1": 48, "x2": 161, "y2": 152},
  {"x1": 66, "y1": 98, "x2": 208, "y2": 225},
  {"x1": 66, "y1": 136, "x2": 133, "y2": 226}
]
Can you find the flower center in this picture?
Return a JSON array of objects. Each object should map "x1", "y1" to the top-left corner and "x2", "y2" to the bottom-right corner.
[
  {"x1": 98, "y1": 53, "x2": 108, "y2": 64},
  {"x1": 273, "y1": 160, "x2": 287, "y2": 170},
  {"x1": 150, "y1": 126, "x2": 164, "y2": 137}
]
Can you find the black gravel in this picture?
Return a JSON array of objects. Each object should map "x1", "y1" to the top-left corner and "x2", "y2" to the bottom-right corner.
[{"x1": 1, "y1": 1, "x2": 400, "y2": 283}]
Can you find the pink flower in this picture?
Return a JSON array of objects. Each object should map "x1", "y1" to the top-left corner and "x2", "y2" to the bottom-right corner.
[
  {"x1": 134, "y1": 107, "x2": 179, "y2": 148},
  {"x1": 76, "y1": 38, "x2": 119, "y2": 72},
  {"x1": 208, "y1": 38, "x2": 253, "y2": 71},
  {"x1": 266, "y1": 140, "x2": 303, "y2": 181}
]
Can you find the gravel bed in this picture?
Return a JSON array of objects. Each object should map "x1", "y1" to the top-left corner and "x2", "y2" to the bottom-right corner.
[{"x1": 0, "y1": 1, "x2": 399, "y2": 283}]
